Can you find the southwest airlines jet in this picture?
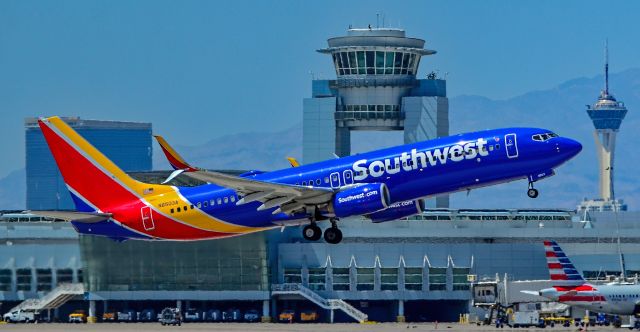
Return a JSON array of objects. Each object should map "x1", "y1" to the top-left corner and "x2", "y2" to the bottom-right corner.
[
  {"x1": 35, "y1": 116, "x2": 581, "y2": 244},
  {"x1": 524, "y1": 241, "x2": 640, "y2": 315}
]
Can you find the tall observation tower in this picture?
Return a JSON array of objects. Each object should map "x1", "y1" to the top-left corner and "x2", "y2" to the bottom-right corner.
[
  {"x1": 303, "y1": 27, "x2": 449, "y2": 207},
  {"x1": 580, "y1": 44, "x2": 628, "y2": 212}
]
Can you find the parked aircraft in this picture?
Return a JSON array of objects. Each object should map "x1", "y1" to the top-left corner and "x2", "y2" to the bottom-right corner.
[
  {"x1": 523, "y1": 240, "x2": 640, "y2": 315},
  {"x1": 34, "y1": 116, "x2": 581, "y2": 243}
]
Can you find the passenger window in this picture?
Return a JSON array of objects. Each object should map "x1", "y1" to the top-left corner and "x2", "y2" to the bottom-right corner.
[
  {"x1": 302, "y1": 181, "x2": 307, "y2": 186},
  {"x1": 223, "y1": 197, "x2": 229, "y2": 203},
  {"x1": 315, "y1": 179, "x2": 321, "y2": 185},
  {"x1": 495, "y1": 144, "x2": 500, "y2": 150},
  {"x1": 203, "y1": 201, "x2": 208, "y2": 208},
  {"x1": 217, "y1": 198, "x2": 222, "y2": 204},
  {"x1": 489, "y1": 145, "x2": 494, "y2": 151},
  {"x1": 190, "y1": 205, "x2": 194, "y2": 209},
  {"x1": 324, "y1": 177, "x2": 329, "y2": 183},
  {"x1": 177, "y1": 207, "x2": 181, "y2": 212},
  {"x1": 230, "y1": 196, "x2": 236, "y2": 202},
  {"x1": 197, "y1": 202, "x2": 201, "y2": 208},
  {"x1": 170, "y1": 208, "x2": 174, "y2": 214},
  {"x1": 210, "y1": 199, "x2": 215, "y2": 206},
  {"x1": 183, "y1": 206, "x2": 187, "y2": 211}
]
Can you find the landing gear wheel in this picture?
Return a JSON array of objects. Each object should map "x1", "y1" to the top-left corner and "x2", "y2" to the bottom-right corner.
[
  {"x1": 527, "y1": 188, "x2": 539, "y2": 198},
  {"x1": 324, "y1": 227, "x2": 343, "y2": 244},
  {"x1": 302, "y1": 224, "x2": 322, "y2": 241}
]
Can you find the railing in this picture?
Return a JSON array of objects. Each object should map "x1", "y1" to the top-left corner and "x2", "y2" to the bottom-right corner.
[
  {"x1": 272, "y1": 283, "x2": 368, "y2": 323},
  {"x1": 328, "y1": 299, "x2": 368, "y2": 323},
  {"x1": 8, "y1": 283, "x2": 84, "y2": 312}
]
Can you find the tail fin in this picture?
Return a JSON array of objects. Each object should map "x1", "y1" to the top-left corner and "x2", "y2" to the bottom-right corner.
[
  {"x1": 544, "y1": 240, "x2": 585, "y2": 285},
  {"x1": 38, "y1": 116, "x2": 153, "y2": 212}
]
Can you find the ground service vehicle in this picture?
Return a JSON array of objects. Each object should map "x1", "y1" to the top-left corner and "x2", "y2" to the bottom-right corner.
[
  {"x1": 300, "y1": 310, "x2": 319, "y2": 322},
  {"x1": 68, "y1": 310, "x2": 87, "y2": 323},
  {"x1": 206, "y1": 309, "x2": 221, "y2": 322},
  {"x1": 184, "y1": 308, "x2": 200, "y2": 322},
  {"x1": 223, "y1": 309, "x2": 241, "y2": 322},
  {"x1": 510, "y1": 311, "x2": 545, "y2": 328},
  {"x1": 116, "y1": 310, "x2": 136, "y2": 322},
  {"x1": 102, "y1": 312, "x2": 116, "y2": 321},
  {"x1": 3, "y1": 310, "x2": 36, "y2": 323},
  {"x1": 159, "y1": 308, "x2": 181, "y2": 326},
  {"x1": 279, "y1": 309, "x2": 295, "y2": 323},
  {"x1": 243, "y1": 309, "x2": 260, "y2": 322},
  {"x1": 138, "y1": 309, "x2": 156, "y2": 322}
]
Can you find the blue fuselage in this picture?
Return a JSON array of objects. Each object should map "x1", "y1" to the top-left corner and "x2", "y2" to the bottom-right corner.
[{"x1": 172, "y1": 127, "x2": 581, "y2": 228}]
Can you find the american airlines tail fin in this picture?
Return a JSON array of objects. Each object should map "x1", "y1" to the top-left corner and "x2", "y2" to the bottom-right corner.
[
  {"x1": 544, "y1": 240, "x2": 586, "y2": 285},
  {"x1": 38, "y1": 116, "x2": 156, "y2": 212}
]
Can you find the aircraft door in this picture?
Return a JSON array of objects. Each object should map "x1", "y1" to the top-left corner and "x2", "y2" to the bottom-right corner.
[
  {"x1": 505, "y1": 133, "x2": 519, "y2": 159},
  {"x1": 140, "y1": 206, "x2": 155, "y2": 231},
  {"x1": 330, "y1": 172, "x2": 341, "y2": 189},
  {"x1": 343, "y1": 170, "x2": 354, "y2": 185}
]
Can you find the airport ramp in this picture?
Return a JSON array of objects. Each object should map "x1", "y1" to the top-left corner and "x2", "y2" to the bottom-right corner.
[
  {"x1": 272, "y1": 283, "x2": 368, "y2": 323},
  {"x1": 8, "y1": 283, "x2": 84, "y2": 312}
]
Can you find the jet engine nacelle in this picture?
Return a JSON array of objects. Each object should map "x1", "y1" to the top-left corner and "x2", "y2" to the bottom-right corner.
[
  {"x1": 329, "y1": 183, "x2": 390, "y2": 218},
  {"x1": 366, "y1": 199, "x2": 425, "y2": 223}
]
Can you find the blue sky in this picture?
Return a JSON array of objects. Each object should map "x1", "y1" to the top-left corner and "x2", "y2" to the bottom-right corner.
[{"x1": 0, "y1": 0, "x2": 639, "y2": 178}]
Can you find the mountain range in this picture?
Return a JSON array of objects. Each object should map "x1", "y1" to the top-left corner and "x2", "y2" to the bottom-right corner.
[{"x1": 1, "y1": 68, "x2": 638, "y2": 210}]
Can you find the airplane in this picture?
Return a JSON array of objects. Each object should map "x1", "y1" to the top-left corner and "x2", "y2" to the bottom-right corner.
[
  {"x1": 522, "y1": 240, "x2": 640, "y2": 315},
  {"x1": 34, "y1": 116, "x2": 581, "y2": 244}
]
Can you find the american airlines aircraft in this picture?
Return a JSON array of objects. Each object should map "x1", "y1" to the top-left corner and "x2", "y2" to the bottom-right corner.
[
  {"x1": 35, "y1": 116, "x2": 581, "y2": 244},
  {"x1": 524, "y1": 241, "x2": 640, "y2": 315}
]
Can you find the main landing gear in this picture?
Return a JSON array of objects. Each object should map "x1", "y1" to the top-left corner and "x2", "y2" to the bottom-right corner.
[
  {"x1": 302, "y1": 223, "x2": 322, "y2": 241},
  {"x1": 527, "y1": 182, "x2": 539, "y2": 198},
  {"x1": 302, "y1": 218, "x2": 343, "y2": 244},
  {"x1": 323, "y1": 218, "x2": 343, "y2": 244}
]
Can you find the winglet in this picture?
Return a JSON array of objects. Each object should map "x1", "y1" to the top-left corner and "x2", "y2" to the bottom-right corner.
[
  {"x1": 287, "y1": 157, "x2": 300, "y2": 167},
  {"x1": 154, "y1": 135, "x2": 197, "y2": 172}
]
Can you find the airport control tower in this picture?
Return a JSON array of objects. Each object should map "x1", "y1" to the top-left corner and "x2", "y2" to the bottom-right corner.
[
  {"x1": 303, "y1": 27, "x2": 449, "y2": 207},
  {"x1": 579, "y1": 45, "x2": 628, "y2": 212}
]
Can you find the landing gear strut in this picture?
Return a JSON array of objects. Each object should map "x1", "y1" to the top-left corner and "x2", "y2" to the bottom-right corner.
[
  {"x1": 302, "y1": 222, "x2": 322, "y2": 241},
  {"x1": 527, "y1": 182, "x2": 539, "y2": 198},
  {"x1": 323, "y1": 218, "x2": 343, "y2": 244}
]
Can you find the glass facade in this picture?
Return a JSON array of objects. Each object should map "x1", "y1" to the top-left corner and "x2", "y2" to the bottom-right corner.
[
  {"x1": 25, "y1": 118, "x2": 152, "y2": 210},
  {"x1": 80, "y1": 232, "x2": 268, "y2": 292},
  {"x1": 332, "y1": 50, "x2": 420, "y2": 76},
  {"x1": 404, "y1": 267, "x2": 423, "y2": 291},
  {"x1": 332, "y1": 268, "x2": 350, "y2": 291},
  {"x1": 428, "y1": 267, "x2": 447, "y2": 291},
  {"x1": 307, "y1": 267, "x2": 326, "y2": 291}
]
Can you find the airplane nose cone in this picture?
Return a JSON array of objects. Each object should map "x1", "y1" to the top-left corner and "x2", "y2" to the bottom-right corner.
[{"x1": 560, "y1": 138, "x2": 582, "y2": 160}]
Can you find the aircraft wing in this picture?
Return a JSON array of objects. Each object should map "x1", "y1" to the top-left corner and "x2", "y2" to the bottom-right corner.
[
  {"x1": 26, "y1": 211, "x2": 112, "y2": 223},
  {"x1": 183, "y1": 170, "x2": 334, "y2": 214},
  {"x1": 155, "y1": 134, "x2": 336, "y2": 214}
]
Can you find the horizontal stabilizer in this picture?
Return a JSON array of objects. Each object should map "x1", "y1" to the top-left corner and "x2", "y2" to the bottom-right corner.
[
  {"x1": 520, "y1": 290, "x2": 541, "y2": 296},
  {"x1": 26, "y1": 211, "x2": 112, "y2": 223}
]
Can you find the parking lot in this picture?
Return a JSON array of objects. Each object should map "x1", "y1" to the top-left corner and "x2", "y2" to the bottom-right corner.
[{"x1": 0, "y1": 322, "x2": 626, "y2": 332}]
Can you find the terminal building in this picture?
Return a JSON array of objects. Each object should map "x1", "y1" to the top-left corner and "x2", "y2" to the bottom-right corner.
[{"x1": 1, "y1": 31, "x2": 638, "y2": 323}]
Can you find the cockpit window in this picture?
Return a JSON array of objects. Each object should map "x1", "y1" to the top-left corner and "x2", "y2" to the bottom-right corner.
[{"x1": 532, "y1": 132, "x2": 558, "y2": 142}]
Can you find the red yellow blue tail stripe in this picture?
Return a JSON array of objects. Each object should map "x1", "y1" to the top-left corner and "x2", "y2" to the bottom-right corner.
[{"x1": 38, "y1": 116, "x2": 269, "y2": 240}]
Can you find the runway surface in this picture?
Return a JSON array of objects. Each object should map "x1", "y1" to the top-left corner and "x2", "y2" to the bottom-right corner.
[{"x1": 0, "y1": 322, "x2": 620, "y2": 332}]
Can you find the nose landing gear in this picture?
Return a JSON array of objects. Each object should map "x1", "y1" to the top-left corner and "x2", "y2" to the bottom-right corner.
[{"x1": 527, "y1": 182, "x2": 539, "y2": 198}]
